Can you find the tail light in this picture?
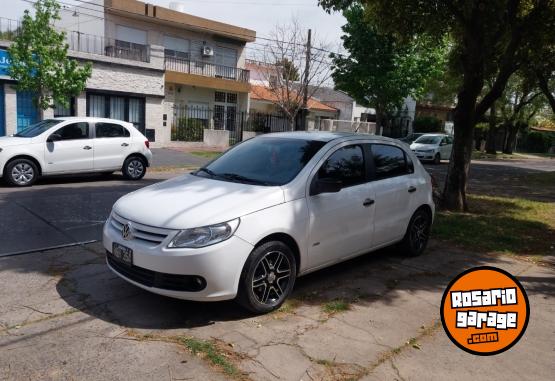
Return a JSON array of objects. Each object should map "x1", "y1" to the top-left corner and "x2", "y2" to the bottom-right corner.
[{"x1": 145, "y1": 140, "x2": 150, "y2": 149}]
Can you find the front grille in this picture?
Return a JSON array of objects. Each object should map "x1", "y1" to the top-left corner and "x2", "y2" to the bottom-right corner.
[
  {"x1": 110, "y1": 213, "x2": 173, "y2": 246},
  {"x1": 107, "y1": 252, "x2": 206, "y2": 292}
]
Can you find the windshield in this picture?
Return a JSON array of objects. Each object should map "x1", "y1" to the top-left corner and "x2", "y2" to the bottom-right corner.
[
  {"x1": 414, "y1": 135, "x2": 442, "y2": 145},
  {"x1": 196, "y1": 137, "x2": 326, "y2": 186},
  {"x1": 14, "y1": 119, "x2": 62, "y2": 138}
]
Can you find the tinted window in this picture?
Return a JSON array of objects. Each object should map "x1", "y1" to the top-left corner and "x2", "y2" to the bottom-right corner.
[
  {"x1": 14, "y1": 119, "x2": 61, "y2": 137},
  {"x1": 372, "y1": 144, "x2": 409, "y2": 180},
  {"x1": 201, "y1": 137, "x2": 326, "y2": 186},
  {"x1": 52, "y1": 122, "x2": 89, "y2": 140},
  {"x1": 318, "y1": 145, "x2": 365, "y2": 187},
  {"x1": 96, "y1": 122, "x2": 130, "y2": 138},
  {"x1": 446, "y1": 136, "x2": 453, "y2": 144}
]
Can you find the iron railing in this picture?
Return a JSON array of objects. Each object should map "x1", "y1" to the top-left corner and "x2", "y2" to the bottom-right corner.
[
  {"x1": 66, "y1": 31, "x2": 150, "y2": 62},
  {"x1": 0, "y1": 17, "x2": 150, "y2": 63},
  {"x1": 172, "y1": 105, "x2": 291, "y2": 144},
  {"x1": 165, "y1": 56, "x2": 250, "y2": 83}
]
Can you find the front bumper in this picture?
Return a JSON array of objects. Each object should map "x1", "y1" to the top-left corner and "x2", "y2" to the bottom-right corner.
[{"x1": 103, "y1": 218, "x2": 254, "y2": 301}]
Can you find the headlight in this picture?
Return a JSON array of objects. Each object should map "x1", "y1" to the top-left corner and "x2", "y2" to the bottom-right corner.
[{"x1": 168, "y1": 218, "x2": 240, "y2": 248}]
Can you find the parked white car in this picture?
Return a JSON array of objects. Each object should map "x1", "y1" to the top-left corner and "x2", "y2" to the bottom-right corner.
[
  {"x1": 410, "y1": 134, "x2": 453, "y2": 164},
  {"x1": 0, "y1": 117, "x2": 152, "y2": 186},
  {"x1": 103, "y1": 132, "x2": 435, "y2": 313}
]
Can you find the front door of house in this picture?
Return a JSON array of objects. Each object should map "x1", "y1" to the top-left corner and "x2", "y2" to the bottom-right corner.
[
  {"x1": 214, "y1": 91, "x2": 237, "y2": 131},
  {"x1": 16, "y1": 91, "x2": 38, "y2": 132}
]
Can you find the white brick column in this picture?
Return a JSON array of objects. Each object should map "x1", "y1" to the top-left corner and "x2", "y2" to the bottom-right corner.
[
  {"x1": 4, "y1": 84, "x2": 16, "y2": 136},
  {"x1": 76, "y1": 93, "x2": 86, "y2": 117}
]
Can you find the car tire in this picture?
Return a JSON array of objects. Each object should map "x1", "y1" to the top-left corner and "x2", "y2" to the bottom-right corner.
[
  {"x1": 398, "y1": 208, "x2": 432, "y2": 257},
  {"x1": 237, "y1": 241, "x2": 297, "y2": 314},
  {"x1": 5, "y1": 159, "x2": 39, "y2": 187},
  {"x1": 122, "y1": 156, "x2": 146, "y2": 180},
  {"x1": 433, "y1": 153, "x2": 441, "y2": 165}
]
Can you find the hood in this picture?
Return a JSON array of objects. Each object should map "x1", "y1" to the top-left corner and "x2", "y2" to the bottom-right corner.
[
  {"x1": 113, "y1": 174, "x2": 285, "y2": 229},
  {"x1": 410, "y1": 143, "x2": 437, "y2": 150},
  {"x1": 0, "y1": 136, "x2": 33, "y2": 147}
]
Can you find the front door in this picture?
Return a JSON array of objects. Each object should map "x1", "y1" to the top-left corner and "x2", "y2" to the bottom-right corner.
[
  {"x1": 44, "y1": 122, "x2": 93, "y2": 173},
  {"x1": 16, "y1": 91, "x2": 38, "y2": 132},
  {"x1": 307, "y1": 144, "x2": 375, "y2": 269},
  {"x1": 93, "y1": 122, "x2": 132, "y2": 170}
]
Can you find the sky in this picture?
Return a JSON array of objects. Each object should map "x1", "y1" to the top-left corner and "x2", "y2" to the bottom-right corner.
[{"x1": 3, "y1": 0, "x2": 347, "y2": 53}]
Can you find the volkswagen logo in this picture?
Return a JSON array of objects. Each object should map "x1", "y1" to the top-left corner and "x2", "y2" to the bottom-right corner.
[{"x1": 122, "y1": 223, "x2": 133, "y2": 241}]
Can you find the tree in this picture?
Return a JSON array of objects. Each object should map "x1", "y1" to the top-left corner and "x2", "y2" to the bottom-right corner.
[
  {"x1": 320, "y1": 0, "x2": 555, "y2": 211},
  {"x1": 330, "y1": 4, "x2": 445, "y2": 133},
  {"x1": 250, "y1": 18, "x2": 332, "y2": 129},
  {"x1": 8, "y1": 0, "x2": 92, "y2": 114}
]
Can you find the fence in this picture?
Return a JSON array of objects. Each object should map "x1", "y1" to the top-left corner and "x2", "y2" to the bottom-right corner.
[
  {"x1": 171, "y1": 106, "x2": 292, "y2": 146},
  {"x1": 165, "y1": 56, "x2": 250, "y2": 83},
  {"x1": 66, "y1": 31, "x2": 150, "y2": 62},
  {"x1": 0, "y1": 17, "x2": 20, "y2": 41},
  {"x1": 317, "y1": 119, "x2": 377, "y2": 134}
]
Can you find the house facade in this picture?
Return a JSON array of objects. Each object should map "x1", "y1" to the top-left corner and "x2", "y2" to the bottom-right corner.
[{"x1": 0, "y1": 0, "x2": 255, "y2": 145}]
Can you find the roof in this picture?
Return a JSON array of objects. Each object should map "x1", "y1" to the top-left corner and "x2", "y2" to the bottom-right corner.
[
  {"x1": 105, "y1": 0, "x2": 256, "y2": 43},
  {"x1": 260, "y1": 131, "x2": 402, "y2": 144},
  {"x1": 250, "y1": 85, "x2": 338, "y2": 113}
]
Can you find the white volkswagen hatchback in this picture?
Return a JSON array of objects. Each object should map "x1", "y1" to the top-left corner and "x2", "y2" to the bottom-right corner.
[
  {"x1": 0, "y1": 117, "x2": 152, "y2": 186},
  {"x1": 409, "y1": 134, "x2": 453, "y2": 164},
  {"x1": 104, "y1": 132, "x2": 434, "y2": 313}
]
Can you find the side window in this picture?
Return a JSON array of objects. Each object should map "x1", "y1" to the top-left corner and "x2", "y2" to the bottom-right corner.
[
  {"x1": 372, "y1": 144, "x2": 409, "y2": 180},
  {"x1": 318, "y1": 145, "x2": 365, "y2": 187},
  {"x1": 441, "y1": 137, "x2": 447, "y2": 145},
  {"x1": 52, "y1": 122, "x2": 89, "y2": 140},
  {"x1": 447, "y1": 136, "x2": 453, "y2": 144},
  {"x1": 96, "y1": 123, "x2": 130, "y2": 138}
]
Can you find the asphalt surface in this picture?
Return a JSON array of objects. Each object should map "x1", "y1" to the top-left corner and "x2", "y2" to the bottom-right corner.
[{"x1": 0, "y1": 154, "x2": 553, "y2": 256}]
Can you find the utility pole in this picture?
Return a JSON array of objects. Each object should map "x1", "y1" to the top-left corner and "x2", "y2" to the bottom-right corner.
[{"x1": 300, "y1": 28, "x2": 311, "y2": 130}]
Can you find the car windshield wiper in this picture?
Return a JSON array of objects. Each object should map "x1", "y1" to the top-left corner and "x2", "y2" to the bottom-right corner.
[
  {"x1": 195, "y1": 167, "x2": 219, "y2": 178},
  {"x1": 218, "y1": 173, "x2": 271, "y2": 186}
]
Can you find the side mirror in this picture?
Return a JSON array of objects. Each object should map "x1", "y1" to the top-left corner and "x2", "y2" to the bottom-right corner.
[
  {"x1": 311, "y1": 178, "x2": 343, "y2": 196},
  {"x1": 47, "y1": 133, "x2": 62, "y2": 142}
]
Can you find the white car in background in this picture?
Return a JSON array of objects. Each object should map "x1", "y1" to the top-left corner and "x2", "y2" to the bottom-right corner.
[
  {"x1": 104, "y1": 132, "x2": 435, "y2": 314},
  {"x1": 410, "y1": 134, "x2": 453, "y2": 164},
  {"x1": 0, "y1": 117, "x2": 152, "y2": 186}
]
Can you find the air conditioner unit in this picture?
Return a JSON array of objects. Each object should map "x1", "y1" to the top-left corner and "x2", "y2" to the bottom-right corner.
[{"x1": 202, "y1": 46, "x2": 214, "y2": 57}]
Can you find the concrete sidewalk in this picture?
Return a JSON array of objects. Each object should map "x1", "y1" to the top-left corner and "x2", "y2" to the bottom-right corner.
[{"x1": 0, "y1": 241, "x2": 553, "y2": 380}]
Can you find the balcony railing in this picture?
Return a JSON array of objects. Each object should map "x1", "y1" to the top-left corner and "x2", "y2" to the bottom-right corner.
[
  {"x1": 66, "y1": 31, "x2": 150, "y2": 63},
  {"x1": 0, "y1": 17, "x2": 150, "y2": 63},
  {"x1": 165, "y1": 56, "x2": 250, "y2": 83}
]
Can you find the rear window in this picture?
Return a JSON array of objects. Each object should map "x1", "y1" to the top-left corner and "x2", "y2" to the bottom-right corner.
[
  {"x1": 372, "y1": 144, "x2": 409, "y2": 180},
  {"x1": 96, "y1": 123, "x2": 130, "y2": 138}
]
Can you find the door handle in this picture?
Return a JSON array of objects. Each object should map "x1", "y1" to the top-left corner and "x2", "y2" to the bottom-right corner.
[
  {"x1": 83, "y1": 146, "x2": 92, "y2": 150},
  {"x1": 121, "y1": 143, "x2": 129, "y2": 147},
  {"x1": 408, "y1": 186, "x2": 417, "y2": 193},
  {"x1": 363, "y1": 198, "x2": 375, "y2": 207}
]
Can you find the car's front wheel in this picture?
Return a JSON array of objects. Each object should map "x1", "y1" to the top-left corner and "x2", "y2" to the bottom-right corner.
[
  {"x1": 399, "y1": 208, "x2": 432, "y2": 257},
  {"x1": 5, "y1": 159, "x2": 39, "y2": 187},
  {"x1": 122, "y1": 156, "x2": 146, "y2": 180},
  {"x1": 237, "y1": 241, "x2": 297, "y2": 314}
]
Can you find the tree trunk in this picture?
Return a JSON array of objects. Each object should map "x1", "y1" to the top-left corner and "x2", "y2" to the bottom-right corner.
[
  {"x1": 485, "y1": 102, "x2": 497, "y2": 154},
  {"x1": 503, "y1": 123, "x2": 518, "y2": 154}
]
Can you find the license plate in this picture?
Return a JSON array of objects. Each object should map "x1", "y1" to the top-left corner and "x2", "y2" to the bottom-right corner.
[{"x1": 112, "y1": 243, "x2": 133, "y2": 265}]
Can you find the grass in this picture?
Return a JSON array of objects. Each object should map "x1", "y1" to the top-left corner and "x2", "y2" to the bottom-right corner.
[
  {"x1": 189, "y1": 151, "x2": 222, "y2": 160},
  {"x1": 149, "y1": 165, "x2": 198, "y2": 173},
  {"x1": 434, "y1": 194, "x2": 555, "y2": 257},
  {"x1": 322, "y1": 299, "x2": 351, "y2": 314},
  {"x1": 524, "y1": 171, "x2": 555, "y2": 186},
  {"x1": 178, "y1": 337, "x2": 241, "y2": 378}
]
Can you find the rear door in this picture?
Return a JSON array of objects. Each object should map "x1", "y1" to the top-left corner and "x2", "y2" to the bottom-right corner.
[
  {"x1": 93, "y1": 122, "x2": 132, "y2": 170},
  {"x1": 369, "y1": 144, "x2": 415, "y2": 247},
  {"x1": 307, "y1": 143, "x2": 376, "y2": 269},
  {"x1": 44, "y1": 122, "x2": 93, "y2": 173}
]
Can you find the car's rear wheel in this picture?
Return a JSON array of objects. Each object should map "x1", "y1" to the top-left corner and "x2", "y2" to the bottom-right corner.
[
  {"x1": 237, "y1": 241, "x2": 297, "y2": 314},
  {"x1": 433, "y1": 153, "x2": 441, "y2": 165},
  {"x1": 122, "y1": 156, "x2": 146, "y2": 180},
  {"x1": 398, "y1": 208, "x2": 432, "y2": 257},
  {"x1": 5, "y1": 159, "x2": 39, "y2": 187}
]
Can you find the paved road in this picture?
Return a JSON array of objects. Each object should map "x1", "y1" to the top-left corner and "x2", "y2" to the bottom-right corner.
[{"x1": 0, "y1": 155, "x2": 552, "y2": 256}]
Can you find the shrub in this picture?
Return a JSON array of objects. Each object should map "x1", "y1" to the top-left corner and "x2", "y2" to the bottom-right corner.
[
  {"x1": 171, "y1": 118, "x2": 205, "y2": 142},
  {"x1": 413, "y1": 116, "x2": 443, "y2": 133}
]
